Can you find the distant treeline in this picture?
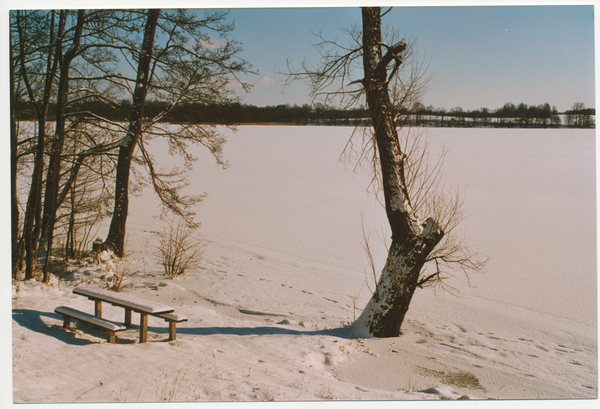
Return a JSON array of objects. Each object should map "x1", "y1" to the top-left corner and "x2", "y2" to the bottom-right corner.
[
  {"x1": 410, "y1": 102, "x2": 595, "y2": 129},
  {"x1": 14, "y1": 100, "x2": 595, "y2": 129}
]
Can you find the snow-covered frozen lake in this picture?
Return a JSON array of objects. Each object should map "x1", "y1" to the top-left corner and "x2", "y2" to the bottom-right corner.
[{"x1": 137, "y1": 125, "x2": 596, "y2": 326}]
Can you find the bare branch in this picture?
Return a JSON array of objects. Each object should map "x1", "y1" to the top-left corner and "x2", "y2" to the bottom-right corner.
[
  {"x1": 290, "y1": 12, "x2": 487, "y2": 308},
  {"x1": 137, "y1": 133, "x2": 206, "y2": 228}
]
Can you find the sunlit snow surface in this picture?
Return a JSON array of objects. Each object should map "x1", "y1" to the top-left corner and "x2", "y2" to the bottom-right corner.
[
  {"x1": 12, "y1": 126, "x2": 596, "y2": 402},
  {"x1": 156, "y1": 126, "x2": 596, "y2": 324}
]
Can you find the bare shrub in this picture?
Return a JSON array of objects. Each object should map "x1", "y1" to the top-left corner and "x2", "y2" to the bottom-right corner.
[
  {"x1": 157, "y1": 215, "x2": 204, "y2": 278},
  {"x1": 395, "y1": 128, "x2": 489, "y2": 294},
  {"x1": 105, "y1": 264, "x2": 129, "y2": 292}
]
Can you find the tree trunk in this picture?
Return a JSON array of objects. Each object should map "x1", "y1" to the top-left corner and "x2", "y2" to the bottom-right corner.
[
  {"x1": 16, "y1": 10, "x2": 62, "y2": 280},
  {"x1": 22, "y1": 122, "x2": 48, "y2": 280},
  {"x1": 65, "y1": 180, "x2": 76, "y2": 260},
  {"x1": 10, "y1": 31, "x2": 19, "y2": 279},
  {"x1": 105, "y1": 9, "x2": 160, "y2": 257},
  {"x1": 351, "y1": 7, "x2": 444, "y2": 338},
  {"x1": 39, "y1": 10, "x2": 85, "y2": 282}
]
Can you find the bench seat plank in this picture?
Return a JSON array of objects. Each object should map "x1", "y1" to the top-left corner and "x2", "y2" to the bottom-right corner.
[
  {"x1": 55, "y1": 306, "x2": 126, "y2": 343},
  {"x1": 55, "y1": 306, "x2": 126, "y2": 331},
  {"x1": 73, "y1": 287, "x2": 174, "y2": 314}
]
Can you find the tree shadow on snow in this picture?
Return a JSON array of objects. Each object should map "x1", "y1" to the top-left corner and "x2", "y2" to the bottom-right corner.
[
  {"x1": 13, "y1": 308, "x2": 359, "y2": 344},
  {"x1": 165, "y1": 325, "x2": 356, "y2": 339}
]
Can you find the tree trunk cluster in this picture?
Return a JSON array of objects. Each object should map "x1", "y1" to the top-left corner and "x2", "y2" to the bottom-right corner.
[{"x1": 12, "y1": 9, "x2": 250, "y2": 279}]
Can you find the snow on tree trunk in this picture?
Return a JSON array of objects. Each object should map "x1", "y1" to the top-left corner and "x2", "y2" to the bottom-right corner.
[
  {"x1": 352, "y1": 218, "x2": 443, "y2": 338},
  {"x1": 350, "y1": 7, "x2": 444, "y2": 338}
]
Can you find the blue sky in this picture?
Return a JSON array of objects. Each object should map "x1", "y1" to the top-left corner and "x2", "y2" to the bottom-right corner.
[
  {"x1": 205, "y1": 6, "x2": 595, "y2": 112},
  {"x1": 4, "y1": 1, "x2": 596, "y2": 112}
]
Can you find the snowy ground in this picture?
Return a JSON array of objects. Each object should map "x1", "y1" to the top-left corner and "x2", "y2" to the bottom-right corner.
[{"x1": 9, "y1": 126, "x2": 598, "y2": 406}]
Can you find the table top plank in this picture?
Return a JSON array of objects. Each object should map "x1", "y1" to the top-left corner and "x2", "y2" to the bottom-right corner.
[{"x1": 73, "y1": 287, "x2": 174, "y2": 314}]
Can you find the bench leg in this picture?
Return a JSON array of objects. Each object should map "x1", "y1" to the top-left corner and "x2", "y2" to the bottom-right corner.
[
  {"x1": 63, "y1": 316, "x2": 71, "y2": 329},
  {"x1": 94, "y1": 300, "x2": 102, "y2": 318},
  {"x1": 168, "y1": 322, "x2": 176, "y2": 341},
  {"x1": 125, "y1": 308, "x2": 132, "y2": 327},
  {"x1": 107, "y1": 330, "x2": 116, "y2": 344},
  {"x1": 139, "y1": 313, "x2": 148, "y2": 343}
]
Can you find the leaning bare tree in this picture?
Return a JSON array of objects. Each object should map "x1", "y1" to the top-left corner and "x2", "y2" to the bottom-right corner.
[{"x1": 288, "y1": 7, "x2": 486, "y2": 337}]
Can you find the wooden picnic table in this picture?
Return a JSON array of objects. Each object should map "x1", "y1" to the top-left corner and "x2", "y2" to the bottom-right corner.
[{"x1": 73, "y1": 287, "x2": 174, "y2": 343}]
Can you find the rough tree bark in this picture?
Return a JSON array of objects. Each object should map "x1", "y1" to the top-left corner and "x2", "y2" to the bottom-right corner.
[
  {"x1": 105, "y1": 9, "x2": 160, "y2": 257},
  {"x1": 350, "y1": 7, "x2": 444, "y2": 337}
]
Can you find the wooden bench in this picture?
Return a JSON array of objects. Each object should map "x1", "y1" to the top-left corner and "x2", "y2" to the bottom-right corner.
[
  {"x1": 55, "y1": 306, "x2": 126, "y2": 344},
  {"x1": 154, "y1": 312, "x2": 188, "y2": 341},
  {"x1": 72, "y1": 287, "x2": 185, "y2": 343}
]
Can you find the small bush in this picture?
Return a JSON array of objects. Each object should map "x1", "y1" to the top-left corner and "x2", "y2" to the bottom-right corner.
[
  {"x1": 105, "y1": 263, "x2": 129, "y2": 292},
  {"x1": 157, "y1": 216, "x2": 203, "y2": 277}
]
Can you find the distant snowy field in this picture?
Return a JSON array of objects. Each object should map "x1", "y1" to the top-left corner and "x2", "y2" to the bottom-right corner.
[{"x1": 11, "y1": 126, "x2": 597, "y2": 403}]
